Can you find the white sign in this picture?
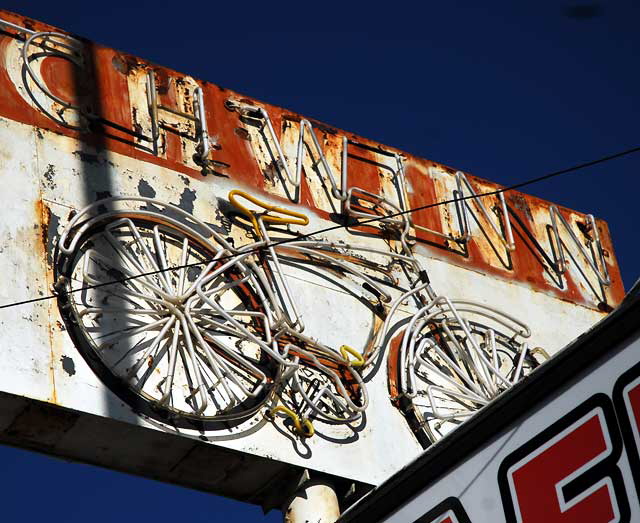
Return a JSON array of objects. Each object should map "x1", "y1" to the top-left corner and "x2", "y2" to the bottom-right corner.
[{"x1": 340, "y1": 289, "x2": 640, "y2": 522}]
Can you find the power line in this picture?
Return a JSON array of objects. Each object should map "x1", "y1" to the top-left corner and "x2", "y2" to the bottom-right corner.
[{"x1": 1, "y1": 143, "x2": 638, "y2": 311}]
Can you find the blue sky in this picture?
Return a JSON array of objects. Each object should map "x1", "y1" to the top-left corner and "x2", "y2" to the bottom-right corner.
[{"x1": 0, "y1": 1, "x2": 639, "y2": 521}]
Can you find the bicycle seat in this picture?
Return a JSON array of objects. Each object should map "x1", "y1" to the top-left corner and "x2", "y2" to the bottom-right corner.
[{"x1": 228, "y1": 189, "x2": 309, "y2": 236}]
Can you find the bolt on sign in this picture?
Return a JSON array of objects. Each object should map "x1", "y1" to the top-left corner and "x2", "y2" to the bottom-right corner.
[{"x1": 0, "y1": 9, "x2": 626, "y2": 511}]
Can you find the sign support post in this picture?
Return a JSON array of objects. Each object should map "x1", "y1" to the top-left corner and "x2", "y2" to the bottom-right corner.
[{"x1": 284, "y1": 479, "x2": 341, "y2": 523}]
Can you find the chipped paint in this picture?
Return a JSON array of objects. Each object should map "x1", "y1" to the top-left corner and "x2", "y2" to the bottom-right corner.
[
  {"x1": 0, "y1": 8, "x2": 628, "y2": 508},
  {"x1": 0, "y1": 9, "x2": 624, "y2": 309}
]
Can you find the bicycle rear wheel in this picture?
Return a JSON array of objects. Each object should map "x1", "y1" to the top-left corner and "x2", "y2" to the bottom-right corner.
[{"x1": 389, "y1": 298, "x2": 539, "y2": 446}]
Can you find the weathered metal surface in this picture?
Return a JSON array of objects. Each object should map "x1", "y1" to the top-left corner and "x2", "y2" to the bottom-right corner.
[
  {"x1": 0, "y1": 10, "x2": 624, "y2": 310},
  {"x1": 0, "y1": 8, "x2": 627, "y2": 511}
]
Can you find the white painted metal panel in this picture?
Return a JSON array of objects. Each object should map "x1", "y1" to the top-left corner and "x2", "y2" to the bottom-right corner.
[{"x1": 0, "y1": 10, "x2": 627, "y2": 509}]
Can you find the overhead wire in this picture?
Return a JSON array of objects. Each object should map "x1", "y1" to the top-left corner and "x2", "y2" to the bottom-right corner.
[{"x1": 1, "y1": 143, "x2": 638, "y2": 311}]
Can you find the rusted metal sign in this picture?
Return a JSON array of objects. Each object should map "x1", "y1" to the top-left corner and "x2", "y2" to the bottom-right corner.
[{"x1": 0, "y1": 9, "x2": 626, "y2": 510}]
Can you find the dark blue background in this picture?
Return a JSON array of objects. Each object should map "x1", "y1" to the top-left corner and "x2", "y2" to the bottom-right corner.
[{"x1": 0, "y1": 1, "x2": 638, "y2": 521}]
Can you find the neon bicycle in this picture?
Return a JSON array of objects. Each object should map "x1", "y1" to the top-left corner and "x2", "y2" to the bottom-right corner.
[
  {"x1": 54, "y1": 194, "x2": 395, "y2": 435},
  {"x1": 54, "y1": 177, "x2": 543, "y2": 443}
]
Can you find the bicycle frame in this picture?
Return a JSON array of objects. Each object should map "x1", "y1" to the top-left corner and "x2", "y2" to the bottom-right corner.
[{"x1": 54, "y1": 185, "x2": 540, "y2": 443}]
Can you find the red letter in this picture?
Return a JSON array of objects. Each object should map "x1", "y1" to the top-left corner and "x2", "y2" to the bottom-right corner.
[
  {"x1": 614, "y1": 362, "x2": 640, "y2": 498},
  {"x1": 499, "y1": 395, "x2": 628, "y2": 523}
]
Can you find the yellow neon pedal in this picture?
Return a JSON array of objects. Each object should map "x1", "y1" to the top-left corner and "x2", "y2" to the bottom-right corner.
[
  {"x1": 340, "y1": 345, "x2": 365, "y2": 367},
  {"x1": 268, "y1": 406, "x2": 315, "y2": 438}
]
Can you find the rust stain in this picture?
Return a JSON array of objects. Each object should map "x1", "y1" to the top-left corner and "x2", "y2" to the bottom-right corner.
[
  {"x1": 407, "y1": 160, "x2": 446, "y2": 248},
  {"x1": 35, "y1": 198, "x2": 58, "y2": 405},
  {"x1": 35, "y1": 199, "x2": 50, "y2": 260},
  {"x1": 40, "y1": 55, "x2": 87, "y2": 108},
  {"x1": 386, "y1": 332, "x2": 403, "y2": 402},
  {"x1": 0, "y1": 8, "x2": 625, "y2": 311}
]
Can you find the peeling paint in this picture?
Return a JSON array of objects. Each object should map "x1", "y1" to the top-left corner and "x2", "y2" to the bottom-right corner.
[
  {"x1": 60, "y1": 356, "x2": 76, "y2": 377},
  {"x1": 137, "y1": 179, "x2": 156, "y2": 198},
  {"x1": 0, "y1": 8, "x2": 627, "y2": 500},
  {"x1": 177, "y1": 187, "x2": 196, "y2": 214}
]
